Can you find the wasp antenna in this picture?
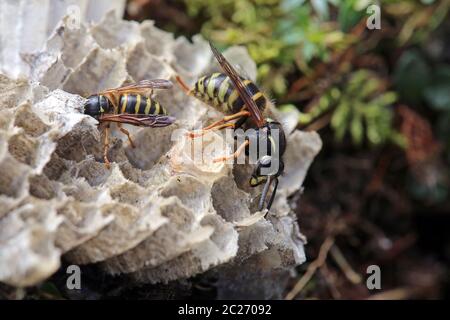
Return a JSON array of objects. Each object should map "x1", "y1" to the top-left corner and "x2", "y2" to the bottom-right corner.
[
  {"x1": 258, "y1": 176, "x2": 279, "y2": 212},
  {"x1": 266, "y1": 177, "x2": 279, "y2": 211},
  {"x1": 209, "y1": 41, "x2": 222, "y2": 59},
  {"x1": 259, "y1": 177, "x2": 272, "y2": 212}
]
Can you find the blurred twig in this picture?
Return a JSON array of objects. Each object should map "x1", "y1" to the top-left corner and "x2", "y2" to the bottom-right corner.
[
  {"x1": 330, "y1": 245, "x2": 362, "y2": 285},
  {"x1": 285, "y1": 236, "x2": 335, "y2": 300}
]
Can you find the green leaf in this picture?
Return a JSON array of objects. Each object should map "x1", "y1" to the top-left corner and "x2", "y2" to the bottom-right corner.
[
  {"x1": 350, "y1": 107, "x2": 364, "y2": 145},
  {"x1": 338, "y1": 0, "x2": 364, "y2": 32},
  {"x1": 393, "y1": 50, "x2": 431, "y2": 105},
  {"x1": 331, "y1": 100, "x2": 351, "y2": 141}
]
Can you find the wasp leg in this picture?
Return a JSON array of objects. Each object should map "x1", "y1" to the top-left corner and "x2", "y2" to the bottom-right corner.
[
  {"x1": 187, "y1": 110, "x2": 250, "y2": 138},
  {"x1": 117, "y1": 123, "x2": 136, "y2": 148},
  {"x1": 204, "y1": 110, "x2": 250, "y2": 130},
  {"x1": 234, "y1": 115, "x2": 249, "y2": 129},
  {"x1": 103, "y1": 124, "x2": 111, "y2": 169},
  {"x1": 213, "y1": 139, "x2": 249, "y2": 163},
  {"x1": 188, "y1": 122, "x2": 236, "y2": 138},
  {"x1": 175, "y1": 76, "x2": 192, "y2": 95}
]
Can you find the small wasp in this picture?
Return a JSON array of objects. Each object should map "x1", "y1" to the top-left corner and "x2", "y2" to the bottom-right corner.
[
  {"x1": 176, "y1": 43, "x2": 286, "y2": 211},
  {"x1": 84, "y1": 79, "x2": 176, "y2": 168}
]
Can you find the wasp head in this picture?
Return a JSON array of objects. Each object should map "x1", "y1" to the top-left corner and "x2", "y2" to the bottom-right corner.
[{"x1": 84, "y1": 95, "x2": 111, "y2": 119}]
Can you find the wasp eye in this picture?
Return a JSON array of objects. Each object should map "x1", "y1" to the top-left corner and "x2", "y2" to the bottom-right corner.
[{"x1": 259, "y1": 155, "x2": 272, "y2": 167}]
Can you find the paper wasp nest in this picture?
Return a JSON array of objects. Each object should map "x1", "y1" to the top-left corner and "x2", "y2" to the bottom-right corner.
[{"x1": 0, "y1": 3, "x2": 322, "y2": 297}]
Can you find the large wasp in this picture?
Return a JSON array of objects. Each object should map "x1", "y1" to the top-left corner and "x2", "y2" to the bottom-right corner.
[
  {"x1": 176, "y1": 43, "x2": 286, "y2": 211},
  {"x1": 84, "y1": 79, "x2": 176, "y2": 168}
]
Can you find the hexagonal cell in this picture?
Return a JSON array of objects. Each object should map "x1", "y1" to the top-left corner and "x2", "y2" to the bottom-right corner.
[
  {"x1": 100, "y1": 197, "x2": 215, "y2": 275},
  {"x1": 63, "y1": 47, "x2": 128, "y2": 96},
  {"x1": 123, "y1": 124, "x2": 177, "y2": 171},
  {"x1": 0, "y1": 75, "x2": 31, "y2": 109},
  {"x1": 0, "y1": 155, "x2": 30, "y2": 198},
  {"x1": 126, "y1": 42, "x2": 173, "y2": 81},
  {"x1": 14, "y1": 104, "x2": 50, "y2": 137},
  {"x1": 91, "y1": 11, "x2": 141, "y2": 50},
  {"x1": 8, "y1": 133, "x2": 39, "y2": 167},
  {"x1": 0, "y1": 200, "x2": 62, "y2": 287},
  {"x1": 140, "y1": 21, "x2": 174, "y2": 58},
  {"x1": 211, "y1": 176, "x2": 251, "y2": 222},
  {"x1": 28, "y1": 174, "x2": 59, "y2": 200}
]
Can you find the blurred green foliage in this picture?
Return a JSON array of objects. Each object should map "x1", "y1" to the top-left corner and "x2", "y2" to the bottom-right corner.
[
  {"x1": 327, "y1": 70, "x2": 400, "y2": 146},
  {"x1": 394, "y1": 50, "x2": 450, "y2": 112},
  {"x1": 182, "y1": 0, "x2": 448, "y2": 93},
  {"x1": 394, "y1": 49, "x2": 450, "y2": 164},
  {"x1": 183, "y1": 0, "x2": 357, "y2": 95},
  {"x1": 179, "y1": 0, "x2": 449, "y2": 161},
  {"x1": 284, "y1": 70, "x2": 402, "y2": 146}
]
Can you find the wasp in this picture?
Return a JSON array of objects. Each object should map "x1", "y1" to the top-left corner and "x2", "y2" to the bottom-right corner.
[
  {"x1": 176, "y1": 43, "x2": 286, "y2": 211},
  {"x1": 84, "y1": 79, "x2": 176, "y2": 168}
]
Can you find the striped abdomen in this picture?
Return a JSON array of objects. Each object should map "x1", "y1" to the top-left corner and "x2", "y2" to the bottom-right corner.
[
  {"x1": 191, "y1": 72, "x2": 267, "y2": 114},
  {"x1": 118, "y1": 94, "x2": 167, "y2": 115}
]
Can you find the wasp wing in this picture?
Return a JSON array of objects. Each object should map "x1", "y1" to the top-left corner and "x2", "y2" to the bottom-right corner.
[
  {"x1": 99, "y1": 114, "x2": 176, "y2": 127},
  {"x1": 101, "y1": 79, "x2": 173, "y2": 95},
  {"x1": 209, "y1": 42, "x2": 265, "y2": 127}
]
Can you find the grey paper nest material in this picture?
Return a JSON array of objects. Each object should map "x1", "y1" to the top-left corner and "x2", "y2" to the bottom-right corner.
[{"x1": 0, "y1": 12, "x2": 322, "y2": 288}]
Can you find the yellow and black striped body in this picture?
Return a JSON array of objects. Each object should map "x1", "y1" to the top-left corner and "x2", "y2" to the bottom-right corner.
[
  {"x1": 118, "y1": 93, "x2": 167, "y2": 116},
  {"x1": 191, "y1": 73, "x2": 267, "y2": 115}
]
